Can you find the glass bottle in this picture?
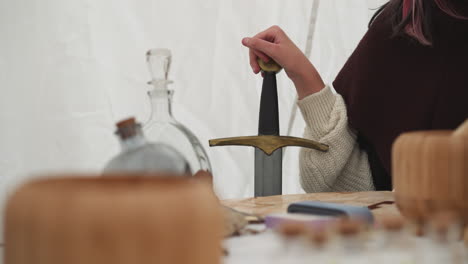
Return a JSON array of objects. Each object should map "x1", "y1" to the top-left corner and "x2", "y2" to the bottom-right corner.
[
  {"x1": 104, "y1": 117, "x2": 191, "y2": 175},
  {"x1": 143, "y1": 49, "x2": 211, "y2": 175}
]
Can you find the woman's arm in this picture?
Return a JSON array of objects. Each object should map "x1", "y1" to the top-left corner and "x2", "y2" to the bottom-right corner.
[{"x1": 297, "y1": 86, "x2": 374, "y2": 192}]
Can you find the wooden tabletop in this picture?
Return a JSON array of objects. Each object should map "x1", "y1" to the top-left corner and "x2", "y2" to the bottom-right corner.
[{"x1": 221, "y1": 191, "x2": 400, "y2": 223}]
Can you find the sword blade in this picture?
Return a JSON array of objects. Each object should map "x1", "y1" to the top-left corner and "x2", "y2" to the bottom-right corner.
[{"x1": 254, "y1": 148, "x2": 282, "y2": 197}]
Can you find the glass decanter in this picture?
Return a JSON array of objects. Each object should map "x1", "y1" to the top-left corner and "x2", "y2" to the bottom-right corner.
[{"x1": 143, "y1": 49, "x2": 211, "y2": 175}]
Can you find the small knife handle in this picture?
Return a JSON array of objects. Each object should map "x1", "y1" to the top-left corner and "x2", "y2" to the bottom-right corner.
[{"x1": 258, "y1": 72, "x2": 279, "y2": 136}]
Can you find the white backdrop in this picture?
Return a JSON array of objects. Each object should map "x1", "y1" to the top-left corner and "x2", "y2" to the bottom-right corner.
[{"x1": 0, "y1": 0, "x2": 386, "y2": 245}]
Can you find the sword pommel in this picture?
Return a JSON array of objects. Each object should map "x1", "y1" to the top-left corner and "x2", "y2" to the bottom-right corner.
[
  {"x1": 209, "y1": 135, "x2": 329, "y2": 155},
  {"x1": 257, "y1": 58, "x2": 282, "y2": 73}
]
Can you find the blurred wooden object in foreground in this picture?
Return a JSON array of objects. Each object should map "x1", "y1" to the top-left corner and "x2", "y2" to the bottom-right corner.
[
  {"x1": 393, "y1": 120, "x2": 468, "y2": 224},
  {"x1": 5, "y1": 175, "x2": 223, "y2": 264}
]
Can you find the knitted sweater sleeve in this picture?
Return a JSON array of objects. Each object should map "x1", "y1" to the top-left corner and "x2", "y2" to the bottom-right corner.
[{"x1": 297, "y1": 86, "x2": 375, "y2": 193}]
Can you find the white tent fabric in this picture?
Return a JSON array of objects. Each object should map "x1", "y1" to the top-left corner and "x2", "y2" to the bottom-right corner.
[{"x1": 0, "y1": 0, "x2": 386, "y2": 247}]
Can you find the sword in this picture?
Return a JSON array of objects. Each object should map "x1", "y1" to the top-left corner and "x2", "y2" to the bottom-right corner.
[
  {"x1": 209, "y1": 59, "x2": 329, "y2": 197},
  {"x1": 255, "y1": 68, "x2": 281, "y2": 196}
]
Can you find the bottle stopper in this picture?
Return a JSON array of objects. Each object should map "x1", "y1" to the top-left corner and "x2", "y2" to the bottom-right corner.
[
  {"x1": 116, "y1": 117, "x2": 136, "y2": 129},
  {"x1": 146, "y1": 48, "x2": 173, "y2": 87},
  {"x1": 115, "y1": 117, "x2": 141, "y2": 140}
]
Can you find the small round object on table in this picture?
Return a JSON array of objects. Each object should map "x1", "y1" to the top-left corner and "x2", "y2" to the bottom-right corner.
[{"x1": 5, "y1": 175, "x2": 223, "y2": 264}]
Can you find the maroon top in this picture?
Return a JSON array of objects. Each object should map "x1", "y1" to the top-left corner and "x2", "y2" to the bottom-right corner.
[{"x1": 333, "y1": 3, "x2": 468, "y2": 190}]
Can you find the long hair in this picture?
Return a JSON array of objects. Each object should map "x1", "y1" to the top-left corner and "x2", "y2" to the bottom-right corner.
[{"x1": 369, "y1": 0, "x2": 467, "y2": 46}]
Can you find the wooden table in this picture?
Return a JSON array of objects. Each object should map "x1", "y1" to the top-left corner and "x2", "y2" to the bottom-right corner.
[
  {"x1": 222, "y1": 191, "x2": 400, "y2": 223},
  {"x1": 222, "y1": 192, "x2": 468, "y2": 264}
]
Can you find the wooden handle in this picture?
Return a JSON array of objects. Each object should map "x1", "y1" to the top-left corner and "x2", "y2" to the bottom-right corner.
[{"x1": 453, "y1": 119, "x2": 468, "y2": 137}]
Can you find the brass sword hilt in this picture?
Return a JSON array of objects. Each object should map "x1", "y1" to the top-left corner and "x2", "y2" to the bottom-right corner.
[
  {"x1": 209, "y1": 58, "x2": 329, "y2": 197},
  {"x1": 210, "y1": 59, "x2": 328, "y2": 154},
  {"x1": 209, "y1": 135, "x2": 328, "y2": 155}
]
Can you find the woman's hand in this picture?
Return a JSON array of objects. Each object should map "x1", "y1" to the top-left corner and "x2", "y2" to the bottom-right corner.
[{"x1": 242, "y1": 25, "x2": 325, "y2": 99}]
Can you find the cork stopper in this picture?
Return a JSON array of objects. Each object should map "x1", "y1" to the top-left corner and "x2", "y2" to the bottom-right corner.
[
  {"x1": 115, "y1": 117, "x2": 140, "y2": 140},
  {"x1": 116, "y1": 117, "x2": 136, "y2": 129},
  {"x1": 257, "y1": 58, "x2": 282, "y2": 73}
]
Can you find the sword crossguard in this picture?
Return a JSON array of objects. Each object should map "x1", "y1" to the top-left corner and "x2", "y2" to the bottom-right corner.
[{"x1": 209, "y1": 135, "x2": 329, "y2": 155}]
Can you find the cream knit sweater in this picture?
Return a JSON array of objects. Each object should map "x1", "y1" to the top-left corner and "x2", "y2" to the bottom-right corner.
[{"x1": 297, "y1": 86, "x2": 375, "y2": 193}]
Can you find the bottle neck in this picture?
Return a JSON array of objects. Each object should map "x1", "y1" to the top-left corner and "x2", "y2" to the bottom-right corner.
[
  {"x1": 147, "y1": 81, "x2": 174, "y2": 122},
  {"x1": 119, "y1": 128, "x2": 147, "y2": 152}
]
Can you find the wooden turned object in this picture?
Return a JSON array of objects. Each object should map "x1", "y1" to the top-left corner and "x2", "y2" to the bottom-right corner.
[
  {"x1": 5, "y1": 175, "x2": 223, "y2": 264},
  {"x1": 392, "y1": 120, "x2": 468, "y2": 224}
]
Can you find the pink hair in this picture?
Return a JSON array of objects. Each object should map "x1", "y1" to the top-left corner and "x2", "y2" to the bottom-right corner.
[{"x1": 402, "y1": 0, "x2": 466, "y2": 45}]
